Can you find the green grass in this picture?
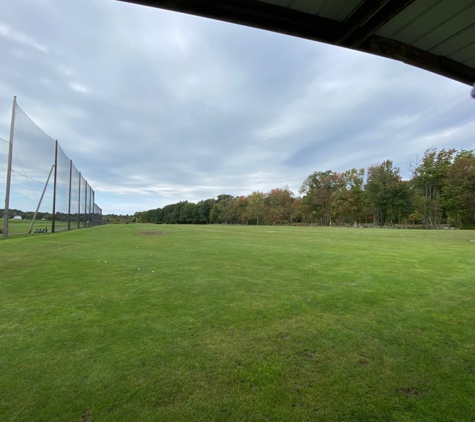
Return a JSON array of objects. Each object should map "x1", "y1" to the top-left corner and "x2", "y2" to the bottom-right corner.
[
  {"x1": 3, "y1": 219, "x2": 75, "y2": 236},
  {"x1": 1, "y1": 224, "x2": 475, "y2": 421}
]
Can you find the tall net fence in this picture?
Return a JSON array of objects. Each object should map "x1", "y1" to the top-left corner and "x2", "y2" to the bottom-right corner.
[
  {"x1": 70, "y1": 163, "x2": 80, "y2": 228},
  {"x1": 0, "y1": 139, "x2": 7, "y2": 224},
  {"x1": 1, "y1": 97, "x2": 103, "y2": 237},
  {"x1": 81, "y1": 175, "x2": 88, "y2": 228}
]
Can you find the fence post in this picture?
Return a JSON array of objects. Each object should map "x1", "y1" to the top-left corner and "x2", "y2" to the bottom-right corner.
[
  {"x1": 84, "y1": 181, "x2": 88, "y2": 227},
  {"x1": 77, "y1": 171, "x2": 81, "y2": 229},
  {"x1": 51, "y1": 140, "x2": 58, "y2": 233},
  {"x1": 3, "y1": 96, "x2": 16, "y2": 238},
  {"x1": 92, "y1": 190, "x2": 95, "y2": 226},
  {"x1": 68, "y1": 159, "x2": 72, "y2": 230}
]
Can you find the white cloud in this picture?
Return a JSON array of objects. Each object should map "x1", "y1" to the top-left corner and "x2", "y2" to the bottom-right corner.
[
  {"x1": 409, "y1": 119, "x2": 475, "y2": 150},
  {"x1": 59, "y1": 65, "x2": 74, "y2": 76},
  {"x1": 0, "y1": 0, "x2": 473, "y2": 214},
  {"x1": 69, "y1": 82, "x2": 89, "y2": 93},
  {"x1": 0, "y1": 22, "x2": 49, "y2": 53}
]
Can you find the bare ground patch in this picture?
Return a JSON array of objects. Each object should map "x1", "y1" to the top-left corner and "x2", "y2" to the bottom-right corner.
[
  {"x1": 137, "y1": 231, "x2": 169, "y2": 236},
  {"x1": 397, "y1": 388, "x2": 419, "y2": 398}
]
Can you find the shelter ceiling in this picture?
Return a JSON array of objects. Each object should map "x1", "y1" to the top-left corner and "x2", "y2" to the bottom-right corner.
[{"x1": 119, "y1": 0, "x2": 475, "y2": 85}]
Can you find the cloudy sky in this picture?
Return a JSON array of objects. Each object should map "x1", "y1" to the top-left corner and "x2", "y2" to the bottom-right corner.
[{"x1": 0, "y1": 0, "x2": 473, "y2": 215}]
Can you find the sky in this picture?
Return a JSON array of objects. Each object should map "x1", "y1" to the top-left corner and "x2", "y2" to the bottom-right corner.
[{"x1": 0, "y1": 0, "x2": 474, "y2": 215}]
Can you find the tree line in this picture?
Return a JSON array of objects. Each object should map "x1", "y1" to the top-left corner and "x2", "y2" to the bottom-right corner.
[{"x1": 135, "y1": 148, "x2": 475, "y2": 229}]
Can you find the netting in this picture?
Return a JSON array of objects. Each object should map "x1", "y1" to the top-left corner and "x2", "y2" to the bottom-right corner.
[
  {"x1": 70, "y1": 163, "x2": 80, "y2": 228},
  {"x1": 52, "y1": 144, "x2": 69, "y2": 232},
  {"x1": 0, "y1": 104, "x2": 12, "y2": 218},
  {"x1": 0, "y1": 137, "x2": 8, "y2": 207},
  {"x1": 81, "y1": 175, "x2": 88, "y2": 228},
  {"x1": 1, "y1": 99, "x2": 103, "y2": 237},
  {"x1": 94, "y1": 204, "x2": 102, "y2": 226},
  {"x1": 9, "y1": 104, "x2": 55, "y2": 234},
  {"x1": 88, "y1": 185, "x2": 94, "y2": 226}
]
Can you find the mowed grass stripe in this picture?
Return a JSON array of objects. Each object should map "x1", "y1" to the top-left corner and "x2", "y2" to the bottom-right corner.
[{"x1": 1, "y1": 225, "x2": 474, "y2": 421}]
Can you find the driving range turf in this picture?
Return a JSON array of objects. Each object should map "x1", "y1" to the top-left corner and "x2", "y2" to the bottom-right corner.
[{"x1": 1, "y1": 224, "x2": 474, "y2": 421}]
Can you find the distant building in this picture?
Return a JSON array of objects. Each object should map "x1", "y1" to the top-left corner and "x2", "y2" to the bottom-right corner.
[{"x1": 13, "y1": 216, "x2": 22, "y2": 220}]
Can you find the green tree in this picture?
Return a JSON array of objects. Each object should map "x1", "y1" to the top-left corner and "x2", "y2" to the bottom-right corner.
[
  {"x1": 247, "y1": 191, "x2": 266, "y2": 225},
  {"x1": 265, "y1": 187, "x2": 294, "y2": 225},
  {"x1": 235, "y1": 196, "x2": 249, "y2": 225},
  {"x1": 209, "y1": 203, "x2": 222, "y2": 224},
  {"x1": 180, "y1": 202, "x2": 195, "y2": 223},
  {"x1": 387, "y1": 181, "x2": 414, "y2": 225},
  {"x1": 365, "y1": 160, "x2": 401, "y2": 226},
  {"x1": 412, "y1": 148, "x2": 456, "y2": 228},
  {"x1": 441, "y1": 150, "x2": 475, "y2": 228},
  {"x1": 331, "y1": 168, "x2": 365, "y2": 225},
  {"x1": 291, "y1": 197, "x2": 304, "y2": 224},
  {"x1": 300, "y1": 170, "x2": 340, "y2": 225},
  {"x1": 198, "y1": 199, "x2": 215, "y2": 224},
  {"x1": 213, "y1": 194, "x2": 236, "y2": 224}
]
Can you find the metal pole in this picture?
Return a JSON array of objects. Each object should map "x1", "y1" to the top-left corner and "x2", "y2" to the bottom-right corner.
[
  {"x1": 90, "y1": 188, "x2": 93, "y2": 226},
  {"x1": 84, "y1": 181, "x2": 88, "y2": 227},
  {"x1": 3, "y1": 96, "x2": 16, "y2": 238},
  {"x1": 29, "y1": 164, "x2": 54, "y2": 234},
  {"x1": 77, "y1": 172, "x2": 81, "y2": 229},
  {"x1": 92, "y1": 190, "x2": 95, "y2": 226},
  {"x1": 67, "y1": 160, "x2": 72, "y2": 230},
  {"x1": 51, "y1": 140, "x2": 58, "y2": 233}
]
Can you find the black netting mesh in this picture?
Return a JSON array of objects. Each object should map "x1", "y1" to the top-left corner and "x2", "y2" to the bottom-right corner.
[
  {"x1": 94, "y1": 203, "x2": 103, "y2": 226},
  {"x1": 0, "y1": 137, "x2": 8, "y2": 211},
  {"x1": 9, "y1": 104, "x2": 55, "y2": 234},
  {"x1": 54, "y1": 144, "x2": 70, "y2": 232},
  {"x1": 81, "y1": 175, "x2": 88, "y2": 228},
  {"x1": 88, "y1": 186, "x2": 94, "y2": 226},
  {"x1": 70, "y1": 164, "x2": 80, "y2": 228},
  {"x1": 0, "y1": 103, "x2": 12, "y2": 211},
  {"x1": 1, "y1": 100, "x2": 102, "y2": 236}
]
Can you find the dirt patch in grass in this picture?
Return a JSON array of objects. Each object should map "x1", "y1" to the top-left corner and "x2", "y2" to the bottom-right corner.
[
  {"x1": 297, "y1": 351, "x2": 316, "y2": 359},
  {"x1": 398, "y1": 388, "x2": 419, "y2": 398},
  {"x1": 137, "y1": 231, "x2": 169, "y2": 236}
]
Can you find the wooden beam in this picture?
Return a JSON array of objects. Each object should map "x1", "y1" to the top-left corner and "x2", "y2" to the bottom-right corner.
[
  {"x1": 117, "y1": 0, "x2": 475, "y2": 86},
  {"x1": 344, "y1": 0, "x2": 416, "y2": 47},
  {"x1": 119, "y1": 0, "x2": 343, "y2": 44},
  {"x1": 336, "y1": 0, "x2": 389, "y2": 45},
  {"x1": 358, "y1": 35, "x2": 475, "y2": 86}
]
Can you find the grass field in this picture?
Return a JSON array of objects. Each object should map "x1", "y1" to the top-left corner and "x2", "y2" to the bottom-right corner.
[
  {"x1": 3, "y1": 219, "x2": 76, "y2": 236},
  {"x1": 1, "y1": 224, "x2": 474, "y2": 421}
]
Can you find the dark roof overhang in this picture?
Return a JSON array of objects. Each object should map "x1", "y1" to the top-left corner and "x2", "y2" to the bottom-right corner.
[{"x1": 118, "y1": 0, "x2": 475, "y2": 86}]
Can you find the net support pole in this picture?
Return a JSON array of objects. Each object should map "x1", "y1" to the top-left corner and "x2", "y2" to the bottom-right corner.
[
  {"x1": 78, "y1": 172, "x2": 81, "y2": 229},
  {"x1": 29, "y1": 164, "x2": 54, "y2": 234},
  {"x1": 51, "y1": 140, "x2": 58, "y2": 233},
  {"x1": 84, "y1": 181, "x2": 88, "y2": 228},
  {"x1": 3, "y1": 96, "x2": 16, "y2": 238},
  {"x1": 67, "y1": 159, "x2": 72, "y2": 230},
  {"x1": 92, "y1": 191, "x2": 95, "y2": 226}
]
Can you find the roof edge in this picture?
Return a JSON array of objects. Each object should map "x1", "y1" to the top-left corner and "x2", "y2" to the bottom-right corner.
[{"x1": 118, "y1": 0, "x2": 475, "y2": 86}]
